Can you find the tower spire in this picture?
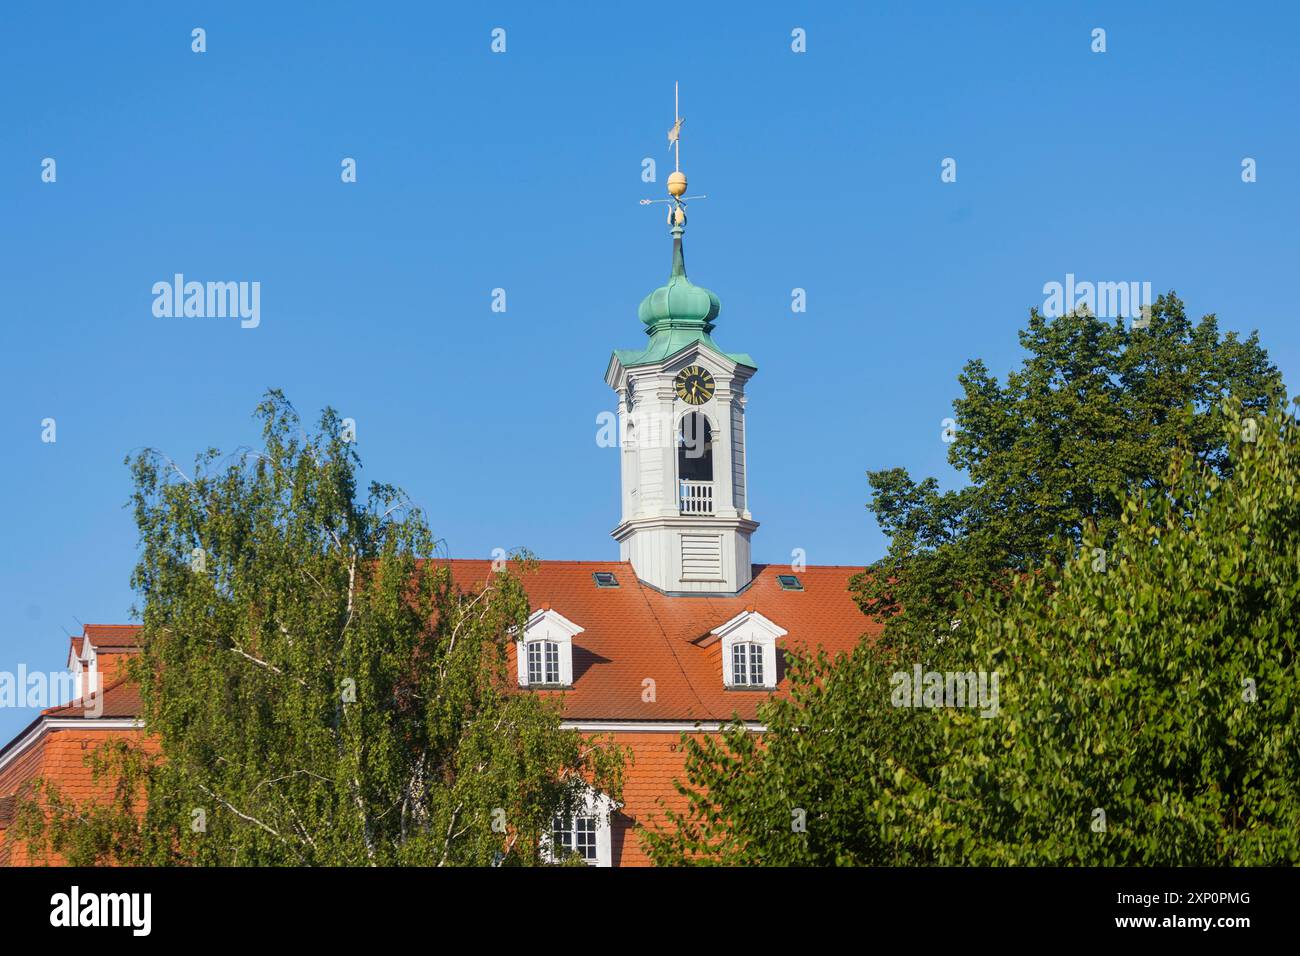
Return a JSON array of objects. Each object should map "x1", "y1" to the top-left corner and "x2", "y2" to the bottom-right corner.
[
  {"x1": 640, "y1": 82, "x2": 706, "y2": 237},
  {"x1": 610, "y1": 87, "x2": 759, "y2": 595}
]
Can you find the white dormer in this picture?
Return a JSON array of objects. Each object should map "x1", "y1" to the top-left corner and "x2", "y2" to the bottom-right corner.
[
  {"x1": 709, "y1": 609, "x2": 787, "y2": 690},
  {"x1": 543, "y1": 787, "x2": 619, "y2": 867},
  {"x1": 68, "y1": 639, "x2": 98, "y2": 701},
  {"x1": 515, "y1": 608, "x2": 583, "y2": 689}
]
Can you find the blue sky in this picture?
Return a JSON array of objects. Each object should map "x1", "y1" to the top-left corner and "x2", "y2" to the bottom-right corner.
[{"x1": 2, "y1": 1, "x2": 1297, "y2": 740}]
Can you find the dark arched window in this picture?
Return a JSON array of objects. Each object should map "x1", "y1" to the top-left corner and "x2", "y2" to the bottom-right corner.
[{"x1": 678, "y1": 413, "x2": 713, "y2": 482}]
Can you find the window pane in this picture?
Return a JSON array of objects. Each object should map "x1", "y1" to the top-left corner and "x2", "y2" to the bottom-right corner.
[
  {"x1": 576, "y1": 816, "x2": 596, "y2": 860},
  {"x1": 545, "y1": 641, "x2": 559, "y2": 683},
  {"x1": 731, "y1": 644, "x2": 764, "y2": 686},
  {"x1": 528, "y1": 642, "x2": 542, "y2": 684},
  {"x1": 552, "y1": 814, "x2": 572, "y2": 858}
]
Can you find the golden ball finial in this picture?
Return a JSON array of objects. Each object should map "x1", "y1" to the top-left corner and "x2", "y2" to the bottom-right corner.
[{"x1": 667, "y1": 170, "x2": 687, "y2": 197}]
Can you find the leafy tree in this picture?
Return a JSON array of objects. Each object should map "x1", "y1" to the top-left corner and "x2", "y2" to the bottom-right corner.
[
  {"x1": 17, "y1": 391, "x2": 622, "y2": 865},
  {"x1": 650, "y1": 297, "x2": 1293, "y2": 866},
  {"x1": 854, "y1": 295, "x2": 1284, "y2": 650},
  {"x1": 642, "y1": 641, "x2": 937, "y2": 865},
  {"x1": 647, "y1": 397, "x2": 1300, "y2": 864},
  {"x1": 883, "y1": 397, "x2": 1300, "y2": 863}
]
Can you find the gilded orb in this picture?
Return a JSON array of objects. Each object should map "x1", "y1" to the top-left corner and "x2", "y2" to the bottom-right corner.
[{"x1": 667, "y1": 170, "x2": 687, "y2": 197}]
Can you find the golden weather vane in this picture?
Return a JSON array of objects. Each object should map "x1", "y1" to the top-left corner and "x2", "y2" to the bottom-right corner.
[
  {"x1": 639, "y1": 82, "x2": 707, "y2": 228},
  {"x1": 667, "y1": 82, "x2": 684, "y2": 169}
]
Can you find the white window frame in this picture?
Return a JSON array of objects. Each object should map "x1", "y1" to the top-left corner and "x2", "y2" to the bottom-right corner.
[
  {"x1": 527, "y1": 639, "x2": 561, "y2": 685},
  {"x1": 551, "y1": 811, "x2": 599, "y2": 863},
  {"x1": 712, "y1": 609, "x2": 786, "y2": 690},
  {"x1": 514, "y1": 608, "x2": 582, "y2": 688},
  {"x1": 730, "y1": 641, "x2": 765, "y2": 687},
  {"x1": 542, "y1": 788, "x2": 617, "y2": 867}
]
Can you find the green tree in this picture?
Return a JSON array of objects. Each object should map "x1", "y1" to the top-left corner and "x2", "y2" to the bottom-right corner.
[
  {"x1": 854, "y1": 296, "x2": 1284, "y2": 650},
  {"x1": 17, "y1": 391, "x2": 622, "y2": 865},
  {"x1": 649, "y1": 297, "x2": 1293, "y2": 866},
  {"x1": 647, "y1": 397, "x2": 1300, "y2": 865},
  {"x1": 642, "y1": 640, "x2": 939, "y2": 865}
]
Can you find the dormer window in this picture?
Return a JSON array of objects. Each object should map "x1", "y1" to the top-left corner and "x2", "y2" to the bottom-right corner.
[
  {"x1": 543, "y1": 789, "x2": 617, "y2": 867},
  {"x1": 709, "y1": 609, "x2": 787, "y2": 690},
  {"x1": 527, "y1": 640, "x2": 561, "y2": 685},
  {"x1": 730, "y1": 642, "x2": 765, "y2": 687},
  {"x1": 69, "y1": 640, "x2": 99, "y2": 702},
  {"x1": 515, "y1": 608, "x2": 583, "y2": 689},
  {"x1": 551, "y1": 813, "x2": 598, "y2": 863}
]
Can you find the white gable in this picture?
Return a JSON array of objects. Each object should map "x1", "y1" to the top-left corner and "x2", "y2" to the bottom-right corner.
[
  {"x1": 541, "y1": 786, "x2": 621, "y2": 867},
  {"x1": 515, "y1": 608, "x2": 583, "y2": 688},
  {"x1": 709, "y1": 610, "x2": 786, "y2": 689}
]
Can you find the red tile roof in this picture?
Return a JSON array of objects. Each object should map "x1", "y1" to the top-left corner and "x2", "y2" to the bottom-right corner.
[
  {"x1": 443, "y1": 560, "x2": 877, "y2": 722},
  {"x1": 41, "y1": 677, "x2": 143, "y2": 720},
  {"x1": 24, "y1": 565, "x2": 877, "y2": 725},
  {"x1": 2, "y1": 572, "x2": 876, "y2": 866},
  {"x1": 0, "y1": 726, "x2": 157, "y2": 865},
  {"x1": 79, "y1": 624, "x2": 142, "y2": 653}
]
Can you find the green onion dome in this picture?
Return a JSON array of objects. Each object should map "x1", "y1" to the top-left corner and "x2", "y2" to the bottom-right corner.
[{"x1": 637, "y1": 227, "x2": 720, "y2": 333}]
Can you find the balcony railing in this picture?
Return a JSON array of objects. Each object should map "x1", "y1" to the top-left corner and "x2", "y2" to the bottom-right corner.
[{"x1": 679, "y1": 480, "x2": 714, "y2": 515}]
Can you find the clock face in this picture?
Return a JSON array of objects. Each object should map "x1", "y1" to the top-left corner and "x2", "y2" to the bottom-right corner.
[{"x1": 674, "y1": 365, "x2": 716, "y2": 405}]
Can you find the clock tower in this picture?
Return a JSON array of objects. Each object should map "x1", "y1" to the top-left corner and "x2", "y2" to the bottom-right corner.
[{"x1": 605, "y1": 89, "x2": 758, "y2": 594}]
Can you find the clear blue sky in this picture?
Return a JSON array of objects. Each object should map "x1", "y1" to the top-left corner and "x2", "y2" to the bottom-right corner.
[{"x1": 3, "y1": 1, "x2": 1297, "y2": 740}]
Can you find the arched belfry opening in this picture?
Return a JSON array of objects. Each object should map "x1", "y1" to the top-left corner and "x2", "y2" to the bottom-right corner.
[
  {"x1": 678, "y1": 412, "x2": 714, "y2": 514},
  {"x1": 678, "y1": 413, "x2": 713, "y2": 481}
]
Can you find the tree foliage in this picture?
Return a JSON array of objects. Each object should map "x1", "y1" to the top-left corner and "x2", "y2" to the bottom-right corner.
[
  {"x1": 648, "y1": 397, "x2": 1300, "y2": 865},
  {"x1": 853, "y1": 296, "x2": 1284, "y2": 648},
  {"x1": 649, "y1": 295, "x2": 1298, "y2": 866},
  {"x1": 18, "y1": 391, "x2": 622, "y2": 865}
]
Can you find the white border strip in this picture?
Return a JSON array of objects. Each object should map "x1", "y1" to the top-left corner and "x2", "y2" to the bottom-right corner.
[
  {"x1": 561, "y1": 720, "x2": 765, "y2": 733},
  {"x1": 0, "y1": 718, "x2": 143, "y2": 775},
  {"x1": 2, "y1": 716, "x2": 757, "y2": 776},
  {"x1": 44, "y1": 719, "x2": 142, "y2": 730}
]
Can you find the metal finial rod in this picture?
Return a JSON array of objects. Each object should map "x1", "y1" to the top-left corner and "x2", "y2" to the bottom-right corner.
[
  {"x1": 639, "y1": 195, "x2": 707, "y2": 205},
  {"x1": 667, "y1": 83, "x2": 685, "y2": 174},
  {"x1": 645, "y1": 84, "x2": 701, "y2": 234}
]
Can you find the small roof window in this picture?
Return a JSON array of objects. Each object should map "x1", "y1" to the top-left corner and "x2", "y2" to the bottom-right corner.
[
  {"x1": 776, "y1": 574, "x2": 803, "y2": 591},
  {"x1": 592, "y1": 571, "x2": 620, "y2": 588}
]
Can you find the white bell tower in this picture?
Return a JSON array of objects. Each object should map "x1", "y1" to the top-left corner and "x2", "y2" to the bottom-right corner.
[{"x1": 605, "y1": 88, "x2": 758, "y2": 594}]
